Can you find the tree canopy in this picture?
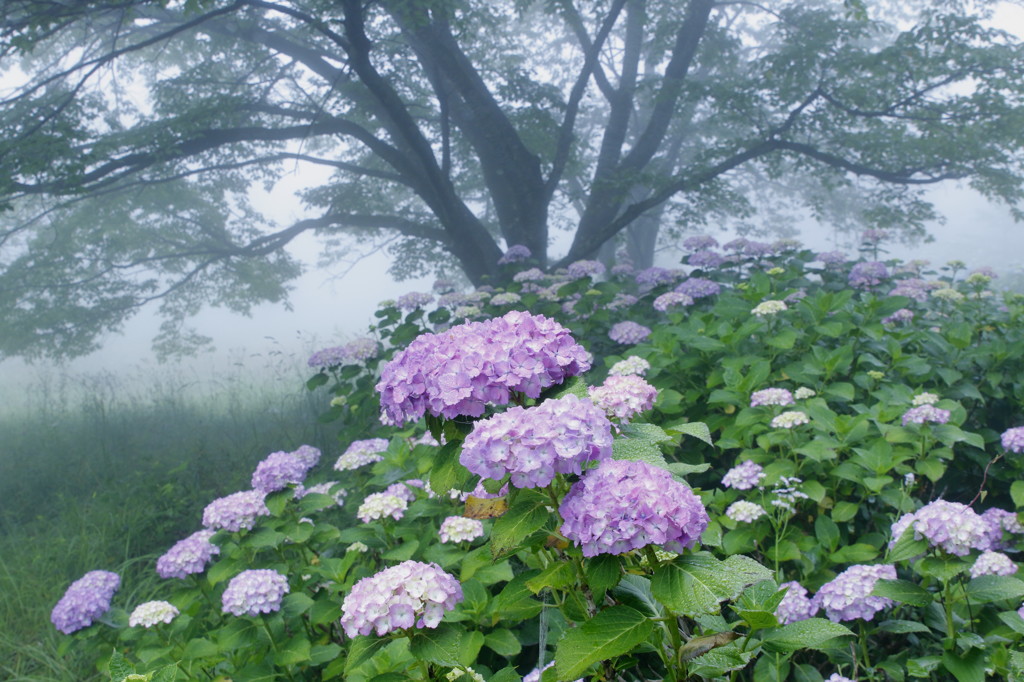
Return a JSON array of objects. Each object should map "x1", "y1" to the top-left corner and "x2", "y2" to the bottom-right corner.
[{"x1": 1, "y1": 0, "x2": 1023, "y2": 358}]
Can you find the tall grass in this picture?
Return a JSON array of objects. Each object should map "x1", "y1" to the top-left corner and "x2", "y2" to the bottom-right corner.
[{"x1": 0, "y1": 354, "x2": 332, "y2": 681}]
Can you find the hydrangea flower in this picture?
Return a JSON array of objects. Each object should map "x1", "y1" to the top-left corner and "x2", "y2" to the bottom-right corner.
[
  {"x1": 156, "y1": 529, "x2": 221, "y2": 579},
  {"x1": 932, "y1": 287, "x2": 965, "y2": 302},
  {"x1": 251, "y1": 450, "x2": 309, "y2": 493},
  {"x1": 825, "y1": 674, "x2": 855, "y2": 682},
  {"x1": 750, "y1": 388, "x2": 794, "y2": 407},
  {"x1": 51, "y1": 570, "x2": 121, "y2": 634},
  {"x1": 726, "y1": 500, "x2": 766, "y2": 523},
  {"x1": 688, "y1": 250, "x2": 724, "y2": 269},
  {"x1": 901, "y1": 405, "x2": 951, "y2": 426},
  {"x1": 653, "y1": 291, "x2": 694, "y2": 312},
  {"x1": 1001, "y1": 427, "x2": 1024, "y2": 453},
  {"x1": 813, "y1": 564, "x2": 896, "y2": 622},
  {"x1": 498, "y1": 244, "x2": 532, "y2": 264},
  {"x1": 890, "y1": 500, "x2": 988, "y2": 556},
  {"x1": 376, "y1": 311, "x2": 591, "y2": 426},
  {"x1": 344, "y1": 337, "x2": 378, "y2": 362},
  {"x1": 490, "y1": 292, "x2": 521, "y2": 306},
  {"x1": 588, "y1": 375, "x2": 658, "y2": 423},
  {"x1": 970, "y1": 550, "x2": 1018, "y2": 578},
  {"x1": 608, "y1": 356, "x2": 650, "y2": 377},
  {"x1": 794, "y1": 387, "x2": 816, "y2": 400},
  {"x1": 752, "y1": 300, "x2": 787, "y2": 316},
  {"x1": 635, "y1": 267, "x2": 678, "y2": 288},
  {"x1": 129, "y1": 601, "x2": 179, "y2": 628},
  {"x1": 776, "y1": 581, "x2": 815, "y2": 625},
  {"x1": 912, "y1": 392, "x2": 940, "y2": 406},
  {"x1": 683, "y1": 235, "x2": 720, "y2": 250},
  {"x1": 397, "y1": 291, "x2": 434, "y2": 310},
  {"x1": 357, "y1": 492, "x2": 408, "y2": 523},
  {"x1": 566, "y1": 259, "x2": 606, "y2": 279},
  {"x1": 296, "y1": 481, "x2": 347, "y2": 507},
  {"x1": 559, "y1": 459, "x2": 709, "y2": 557},
  {"x1": 722, "y1": 460, "x2": 765, "y2": 490},
  {"x1": 335, "y1": 438, "x2": 389, "y2": 471},
  {"x1": 771, "y1": 411, "x2": 810, "y2": 429},
  {"x1": 609, "y1": 321, "x2": 651, "y2": 345},
  {"x1": 340, "y1": 561, "x2": 462, "y2": 637},
  {"x1": 608, "y1": 293, "x2": 638, "y2": 310},
  {"x1": 980, "y1": 508, "x2": 1024, "y2": 550},
  {"x1": 439, "y1": 516, "x2": 485, "y2": 544},
  {"x1": 513, "y1": 267, "x2": 546, "y2": 282},
  {"x1": 202, "y1": 490, "x2": 269, "y2": 532},
  {"x1": 817, "y1": 251, "x2": 847, "y2": 265},
  {"x1": 290, "y1": 444, "x2": 322, "y2": 469},
  {"x1": 222, "y1": 569, "x2": 289, "y2": 617},
  {"x1": 724, "y1": 237, "x2": 749, "y2": 251},
  {"x1": 459, "y1": 394, "x2": 613, "y2": 489},
  {"x1": 882, "y1": 308, "x2": 915, "y2": 326},
  {"x1": 848, "y1": 261, "x2": 888, "y2": 288},
  {"x1": 743, "y1": 240, "x2": 774, "y2": 257},
  {"x1": 611, "y1": 263, "x2": 635, "y2": 277},
  {"x1": 675, "y1": 277, "x2": 721, "y2": 299},
  {"x1": 307, "y1": 346, "x2": 348, "y2": 369}
]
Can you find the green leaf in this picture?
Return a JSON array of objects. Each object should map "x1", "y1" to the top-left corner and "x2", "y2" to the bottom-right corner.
[
  {"x1": 620, "y1": 422, "x2": 675, "y2": 444},
  {"x1": 554, "y1": 606, "x2": 654, "y2": 680},
  {"x1": 916, "y1": 556, "x2": 969, "y2": 582},
  {"x1": 526, "y1": 562, "x2": 575, "y2": 594},
  {"x1": 409, "y1": 624, "x2": 479, "y2": 667},
  {"x1": 309, "y1": 643, "x2": 342, "y2": 666},
  {"x1": 183, "y1": 638, "x2": 219, "y2": 659},
  {"x1": 281, "y1": 591, "x2": 315, "y2": 619},
  {"x1": 483, "y1": 628, "x2": 522, "y2": 657},
  {"x1": 492, "y1": 570, "x2": 544, "y2": 622},
  {"x1": 1011, "y1": 480, "x2": 1024, "y2": 509},
  {"x1": 306, "y1": 372, "x2": 328, "y2": 390},
  {"x1": 761, "y1": 618, "x2": 854, "y2": 653},
  {"x1": 941, "y1": 649, "x2": 986, "y2": 682},
  {"x1": 965, "y1": 575, "x2": 1024, "y2": 603},
  {"x1": 585, "y1": 554, "x2": 622, "y2": 595},
  {"x1": 274, "y1": 634, "x2": 311, "y2": 667},
  {"x1": 345, "y1": 636, "x2": 390, "y2": 674},
  {"x1": 490, "y1": 490, "x2": 550, "y2": 559},
  {"x1": 887, "y1": 528, "x2": 929, "y2": 562},
  {"x1": 877, "y1": 619, "x2": 932, "y2": 634},
  {"x1": 264, "y1": 489, "x2": 292, "y2": 516},
  {"x1": 430, "y1": 442, "x2": 469, "y2": 497},
  {"x1": 871, "y1": 579, "x2": 932, "y2": 607},
  {"x1": 309, "y1": 596, "x2": 342, "y2": 626},
  {"x1": 108, "y1": 649, "x2": 135, "y2": 682},
  {"x1": 666, "y1": 461, "x2": 711, "y2": 477},
  {"x1": 665, "y1": 420, "x2": 714, "y2": 446},
  {"x1": 829, "y1": 543, "x2": 878, "y2": 564},
  {"x1": 651, "y1": 553, "x2": 768, "y2": 617},
  {"x1": 814, "y1": 515, "x2": 840, "y2": 551},
  {"x1": 831, "y1": 502, "x2": 859, "y2": 523},
  {"x1": 612, "y1": 437, "x2": 668, "y2": 468}
]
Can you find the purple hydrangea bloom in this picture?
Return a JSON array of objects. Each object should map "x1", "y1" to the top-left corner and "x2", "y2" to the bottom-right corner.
[
  {"x1": 202, "y1": 490, "x2": 269, "y2": 532},
  {"x1": 1001, "y1": 427, "x2": 1024, "y2": 453},
  {"x1": 882, "y1": 308, "x2": 915, "y2": 326},
  {"x1": 889, "y1": 278, "x2": 932, "y2": 302},
  {"x1": 609, "y1": 321, "x2": 652, "y2": 345},
  {"x1": 251, "y1": 450, "x2": 309, "y2": 493},
  {"x1": 51, "y1": 570, "x2": 120, "y2": 634},
  {"x1": 743, "y1": 240, "x2": 774, "y2": 257},
  {"x1": 340, "y1": 561, "x2": 462, "y2": 637},
  {"x1": 588, "y1": 375, "x2": 658, "y2": 423},
  {"x1": 608, "y1": 293, "x2": 639, "y2": 310},
  {"x1": 344, "y1": 337, "x2": 378, "y2": 362},
  {"x1": 653, "y1": 291, "x2": 694, "y2": 312},
  {"x1": 490, "y1": 292, "x2": 522, "y2": 306},
  {"x1": 432, "y1": 278, "x2": 456, "y2": 294},
  {"x1": 683, "y1": 235, "x2": 720, "y2": 251},
  {"x1": 722, "y1": 460, "x2": 765, "y2": 490},
  {"x1": 817, "y1": 251, "x2": 847, "y2": 265},
  {"x1": 848, "y1": 261, "x2": 889, "y2": 288},
  {"x1": 970, "y1": 550, "x2": 1018, "y2": 578},
  {"x1": 376, "y1": 311, "x2": 592, "y2": 426},
  {"x1": 675, "y1": 277, "x2": 721, "y2": 299},
  {"x1": 437, "y1": 292, "x2": 473, "y2": 308},
  {"x1": 513, "y1": 267, "x2": 546, "y2": 282},
  {"x1": 566, "y1": 259, "x2": 606, "y2": 279},
  {"x1": 382, "y1": 481, "x2": 417, "y2": 503},
  {"x1": 901, "y1": 405, "x2": 951, "y2": 426},
  {"x1": 890, "y1": 500, "x2": 989, "y2": 556},
  {"x1": 773, "y1": 238, "x2": 803, "y2": 252},
  {"x1": 813, "y1": 564, "x2": 896, "y2": 622},
  {"x1": 460, "y1": 394, "x2": 613, "y2": 489},
  {"x1": 221, "y1": 569, "x2": 289, "y2": 617},
  {"x1": 307, "y1": 346, "x2": 348, "y2": 369},
  {"x1": 750, "y1": 388, "x2": 795, "y2": 407},
  {"x1": 635, "y1": 266, "x2": 678, "y2": 288},
  {"x1": 156, "y1": 529, "x2": 221, "y2": 579},
  {"x1": 397, "y1": 291, "x2": 434, "y2": 311},
  {"x1": 688, "y1": 250, "x2": 725, "y2": 269},
  {"x1": 776, "y1": 581, "x2": 816, "y2": 625},
  {"x1": 335, "y1": 438, "x2": 389, "y2": 471},
  {"x1": 980, "y1": 508, "x2": 1024, "y2": 550},
  {"x1": 357, "y1": 492, "x2": 408, "y2": 523},
  {"x1": 498, "y1": 244, "x2": 532, "y2": 265},
  {"x1": 723, "y1": 237, "x2": 749, "y2": 251},
  {"x1": 611, "y1": 263, "x2": 635, "y2": 277},
  {"x1": 559, "y1": 459, "x2": 709, "y2": 557}
]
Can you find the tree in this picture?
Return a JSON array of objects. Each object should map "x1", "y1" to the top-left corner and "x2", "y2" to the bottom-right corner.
[{"x1": 1, "y1": 0, "x2": 1023, "y2": 358}]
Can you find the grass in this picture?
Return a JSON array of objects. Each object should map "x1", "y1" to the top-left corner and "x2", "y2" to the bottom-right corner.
[{"x1": 0, "y1": 356, "x2": 333, "y2": 681}]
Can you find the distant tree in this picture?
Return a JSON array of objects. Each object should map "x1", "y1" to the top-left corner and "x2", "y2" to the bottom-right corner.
[{"x1": 1, "y1": 0, "x2": 1023, "y2": 358}]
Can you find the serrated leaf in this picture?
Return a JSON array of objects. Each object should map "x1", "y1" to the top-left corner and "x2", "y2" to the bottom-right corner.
[
  {"x1": 887, "y1": 527, "x2": 930, "y2": 562},
  {"x1": 877, "y1": 619, "x2": 932, "y2": 634},
  {"x1": 526, "y1": 562, "x2": 575, "y2": 594},
  {"x1": 585, "y1": 554, "x2": 622, "y2": 595},
  {"x1": 665, "y1": 421, "x2": 714, "y2": 446},
  {"x1": 345, "y1": 636, "x2": 390, "y2": 674},
  {"x1": 611, "y1": 437, "x2": 668, "y2": 468},
  {"x1": 650, "y1": 553, "x2": 765, "y2": 617},
  {"x1": 871, "y1": 579, "x2": 932, "y2": 607},
  {"x1": 264, "y1": 489, "x2": 292, "y2": 516},
  {"x1": 274, "y1": 634, "x2": 311, "y2": 667},
  {"x1": 430, "y1": 442, "x2": 469, "y2": 497},
  {"x1": 761, "y1": 618, "x2": 854, "y2": 653},
  {"x1": 554, "y1": 606, "x2": 654, "y2": 680},
  {"x1": 679, "y1": 632, "x2": 740, "y2": 661},
  {"x1": 942, "y1": 649, "x2": 985, "y2": 682},
  {"x1": 108, "y1": 649, "x2": 135, "y2": 682},
  {"x1": 483, "y1": 628, "x2": 522, "y2": 657},
  {"x1": 965, "y1": 575, "x2": 1024, "y2": 603},
  {"x1": 282, "y1": 592, "x2": 315, "y2": 619},
  {"x1": 1011, "y1": 480, "x2": 1024, "y2": 509},
  {"x1": 666, "y1": 462, "x2": 711, "y2": 477},
  {"x1": 409, "y1": 624, "x2": 477, "y2": 667},
  {"x1": 490, "y1": 490, "x2": 550, "y2": 559},
  {"x1": 621, "y1": 422, "x2": 675, "y2": 444}
]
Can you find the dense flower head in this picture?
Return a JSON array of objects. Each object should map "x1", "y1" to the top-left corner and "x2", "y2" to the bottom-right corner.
[
  {"x1": 376, "y1": 310, "x2": 591, "y2": 426},
  {"x1": 459, "y1": 394, "x2": 613, "y2": 489},
  {"x1": 901, "y1": 405, "x2": 951, "y2": 426},
  {"x1": 750, "y1": 388, "x2": 795, "y2": 407},
  {"x1": 129, "y1": 601, "x2": 179, "y2": 628},
  {"x1": 156, "y1": 529, "x2": 221, "y2": 579},
  {"x1": 357, "y1": 492, "x2": 408, "y2": 523},
  {"x1": 439, "y1": 516, "x2": 485, "y2": 543},
  {"x1": 251, "y1": 450, "x2": 309, "y2": 493},
  {"x1": 683, "y1": 235, "x2": 719, "y2": 251},
  {"x1": 813, "y1": 564, "x2": 896, "y2": 622},
  {"x1": 432, "y1": 278, "x2": 457, "y2": 294},
  {"x1": 340, "y1": 561, "x2": 462, "y2": 637},
  {"x1": 970, "y1": 550, "x2": 1018, "y2": 578},
  {"x1": 771, "y1": 411, "x2": 810, "y2": 429},
  {"x1": 490, "y1": 292, "x2": 521, "y2": 306},
  {"x1": 723, "y1": 237, "x2": 749, "y2": 251},
  {"x1": 848, "y1": 261, "x2": 888, "y2": 288},
  {"x1": 608, "y1": 293, "x2": 639, "y2": 310},
  {"x1": 653, "y1": 291, "x2": 695, "y2": 312},
  {"x1": 776, "y1": 581, "x2": 816, "y2": 625},
  {"x1": 635, "y1": 266, "x2": 678, "y2": 288},
  {"x1": 980, "y1": 508, "x2": 1024, "y2": 550},
  {"x1": 588, "y1": 375, "x2": 658, "y2": 423},
  {"x1": 609, "y1": 321, "x2": 652, "y2": 345},
  {"x1": 378, "y1": 481, "x2": 416, "y2": 503},
  {"x1": 608, "y1": 355, "x2": 650, "y2": 377},
  {"x1": 397, "y1": 291, "x2": 435, "y2": 310},
  {"x1": 222, "y1": 569, "x2": 289, "y2": 617},
  {"x1": 290, "y1": 445, "x2": 322, "y2": 469},
  {"x1": 335, "y1": 438, "x2": 389, "y2": 471},
  {"x1": 307, "y1": 346, "x2": 348, "y2": 369},
  {"x1": 437, "y1": 292, "x2": 473, "y2": 308},
  {"x1": 743, "y1": 240, "x2": 774, "y2": 257},
  {"x1": 513, "y1": 267, "x2": 546, "y2": 282},
  {"x1": 722, "y1": 460, "x2": 765, "y2": 490},
  {"x1": 817, "y1": 250, "x2": 847, "y2": 265},
  {"x1": 498, "y1": 244, "x2": 532, "y2": 264},
  {"x1": 688, "y1": 250, "x2": 725, "y2": 269},
  {"x1": 345, "y1": 337, "x2": 379, "y2": 362},
  {"x1": 296, "y1": 481, "x2": 347, "y2": 507},
  {"x1": 610, "y1": 263, "x2": 635, "y2": 277},
  {"x1": 932, "y1": 287, "x2": 965, "y2": 302},
  {"x1": 912, "y1": 392, "x2": 940, "y2": 406},
  {"x1": 892, "y1": 500, "x2": 989, "y2": 556},
  {"x1": 566, "y1": 259, "x2": 606, "y2": 279},
  {"x1": 726, "y1": 500, "x2": 766, "y2": 523},
  {"x1": 675, "y1": 277, "x2": 721, "y2": 299},
  {"x1": 1001, "y1": 427, "x2": 1024, "y2": 453},
  {"x1": 51, "y1": 570, "x2": 121, "y2": 634},
  {"x1": 889, "y1": 279, "x2": 932, "y2": 302},
  {"x1": 202, "y1": 490, "x2": 269, "y2": 532},
  {"x1": 453, "y1": 305, "x2": 482, "y2": 319},
  {"x1": 773, "y1": 238, "x2": 803, "y2": 252},
  {"x1": 794, "y1": 387, "x2": 816, "y2": 400},
  {"x1": 752, "y1": 300, "x2": 788, "y2": 316},
  {"x1": 882, "y1": 308, "x2": 915, "y2": 325},
  {"x1": 559, "y1": 459, "x2": 709, "y2": 557}
]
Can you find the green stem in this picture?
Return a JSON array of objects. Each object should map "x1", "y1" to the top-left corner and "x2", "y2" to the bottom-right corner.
[
  {"x1": 260, "y1": 618, "x2": 297, "y2": 682},
  {"x1": 942, "y1": 580, "x2": 956, "y2": 649}
]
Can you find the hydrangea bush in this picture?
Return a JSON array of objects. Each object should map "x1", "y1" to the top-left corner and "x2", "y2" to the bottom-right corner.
[{"x1": 52, "y1": 244, "x2": 1024, "y2": 682}]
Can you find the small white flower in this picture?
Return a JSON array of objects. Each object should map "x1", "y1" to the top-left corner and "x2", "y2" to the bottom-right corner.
[
  {"x1": 771, "y1": 411, "x2": 810, "y2": 429},
  {"x1": 128, "y1": 601, "x2": 179, "y2": 628},
  {"x1": 912, "y1": 392, "x2": 940, "y2": 406},
  {"x1": 794, "y1": 387, "x2": 816, "y2": 400},
  {"x1": 752, "y1": 300, "x2": 788, "y2": 316},
  {"x1": 726, "y1": 501, "x2": 766, "y2": 523}
]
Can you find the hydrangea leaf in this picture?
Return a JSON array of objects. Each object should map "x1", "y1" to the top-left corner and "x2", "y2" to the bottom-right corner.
[
  {"x1": 941, "y1": 648, "x2": 986, "y2": 682},
  {"x1": 554, "y1": 605, "x2": 654, "y2": 680},
  {"x1": 489, "y1": 490, "x2": 550, "y2": 559},
  {"x1": 525, "y1": 562, "x2": 576, "y2": 594},
  {"x1": 964, "y1": 575, "x2": 1024, "y2": 603},
  {"x1": 344, "y1": 635, "x2": 390, "y2": 674},
  {"x1": 871, "y1": 579, "x2": 932, "y2": 607},
  {"x1": 107, "y1": 649, "x2": 135, "y2": 682},
  {"x1": 430, "y1": 442, "x2": 469, "y2": 497},
  {"x1": 620, "y1": 422, "x2": 675, "y2": 444},
  {"x1": 761, "y1": 618, "x2": 854, "y2": 653},
  {"x1": 611, "y1": 437, "x2": 668, "y2": 468},
  {"x1": 273, "y1": 634, "x2": 311, "y2": 667},
  {"x1": 483, "y1": 628, "x2": 522, "y2": 657},
  {"x1": 651, "y1": 555, "x2": 732, "y2": 616},
  {"x1": 664, "y1": 420, "x2": 714, "y2": 446}
]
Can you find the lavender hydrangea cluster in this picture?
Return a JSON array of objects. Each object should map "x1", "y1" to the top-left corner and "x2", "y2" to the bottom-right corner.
[
  {"x1": 156, "y1": 529, "x2": 221, "y2": 579},
  {"x1": 291, "y1": 444, "x2": 322, "y2": 469},
  {"x1": 817, "y1": 251, "x2": 847, "y2": 265},
  {"x1": 726, "y1": 500, "x2": 766, "y2": 523},
  {"x1": 513, "y1": 267, "x2": 546, "y2": 282},
  {"x1": 813, "y1": 564, "x2": 896, "y2": 622},
  {"x1": 890, "y1": 500, "x2": 988, "y2": 556},
  {"x1": 251, "y1": 450, "x2": 310, "y2": 493},
  {"x1": 1001, "y1": 427, "x2": 1024, "y2": 453},
  {"x1": 848, "y1": 261, "x2": 889, "y2": 288},
  {"x1": 688, "y1": 250, "x2": 724, "y2": 269},
  {"x1": 776, "y1": 581, "x2": 816, "y2": 625},
  {"x1": 882, "y1": 308, "x2": 914, "y2": 325},
  {"x1": 459, "y1": 394, "x2": 613, "y2": 488},
  {"x1": 588, "y1": 375, "x2": 658, "y2": 423},
  {"x1": 970, "y1": 550, "x2": 1018, "y2": 578},
  {"x1": 901, "y1": 405, "x2": 951, "y2": 426},
  {"x1": 722, "y1": 460, "x2": 765, "y2": 490},
  {"x1": 490, "y1": 292, "x2": 521, "y2": 306},
  {"x1": 750, "y1": 388, "x2": 794, "y2": 407},
  {"x1": 566, "y1": 259, "x2": 605, "y2": 279},
  {"x1": 344, "y1": 337, "x2": 378, "y2": 362},
  {"x1": 376, "y1": 310, "x2": 591, "y2": 426},
  {"x1": 439, "y1": 516, "x2": 485, "y2": 543},
  {"x1": 609, "y1": 321, "x2": 652, "y2": 345},
  {"x1": 653, "y1": 291, "x2": 694, "y2": 312},
  {"x1": 675, "y1": 277, "x2": 721, "y2": 299},
  {"x1": 559, "y1": 459, "x2": 709, "y2": 557},
  {"x1": 51, "y1": 570, "x2": 121, "y2": 634},
  {"x1": 340, "y1": 561, "x2": 462, "y2": 637},
  {"x1": 498, "y1": 244, "x2": 532, "y2": 264},
  {"x1": 128, "y1": 600, "x2": 179, "y2": 628},
  {"x1": 335, "y1": 438, "x2": 389, "y2": 471},
  {"x1": 357, "y1": 492, "x2": 408, "y2": 523},
  {"x1": 608, "y1": 355, "x2": 650, "y2": 377},
  {"x1": 221, "y1": 569, "x2": 289, "y2": 617},
  {"x1": 743, "y1": 240, "x2": 774, "y2": 257},
  {"x1": 307, "y1": 338, "x2": 378, "y2": 369},
  {"x1": 635, "y1": 266, "x2": 678, "y2": 288},
  {"x1": 202, "y1": 490, "x2": 269, "y2": 532},
  {"x1": 397, "y1": 291, "x2": 434, "y2": 310},
  {"x1": 981, "y1": 508, "x2": 1024, "y2": 550}
]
